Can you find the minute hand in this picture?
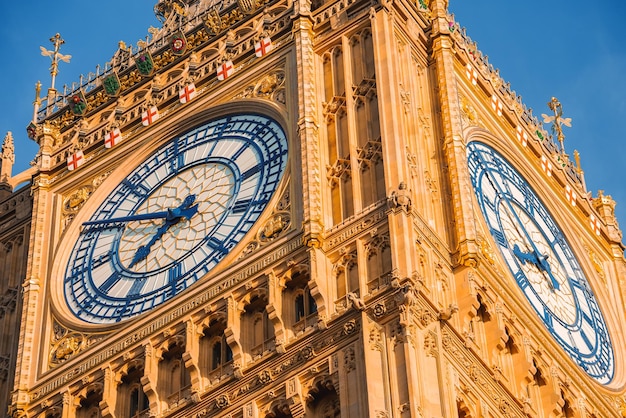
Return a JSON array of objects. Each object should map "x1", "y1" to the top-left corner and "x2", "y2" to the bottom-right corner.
[
  {"x1": 83, "y1": 211, "x2": 180, "y2": 226},
  {"x1": 82, "y1": 195, "x2": 199, "y2": 226}
]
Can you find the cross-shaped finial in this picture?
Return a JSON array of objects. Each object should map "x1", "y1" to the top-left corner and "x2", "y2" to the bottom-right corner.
[
  {"x1": 541, "y1": 97, "x2": 572, "y2": 154},
  {"x1": 40, "y1": 33, "x2": 72, "y2": 91}
]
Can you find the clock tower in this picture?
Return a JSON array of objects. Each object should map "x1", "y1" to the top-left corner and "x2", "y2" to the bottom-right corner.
[{"x1": 3, "y1": 0, "x2": 626, "y2": 417}]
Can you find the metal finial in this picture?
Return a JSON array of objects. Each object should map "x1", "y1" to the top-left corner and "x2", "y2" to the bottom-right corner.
[
  {"x1": 32, "y1": 81, "x2": 42, "y2": 123},
  {"x1": 574, "y1": 150, "x2": 582, "y2": 174},
  {"x1": 541, "y1": 97, "x2": 572, "y2": 154},
  {"x1": 40, "y1": 33, "x2": 72, "y2": 91}
]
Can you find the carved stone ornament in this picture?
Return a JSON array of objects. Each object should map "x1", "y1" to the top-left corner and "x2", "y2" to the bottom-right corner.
[
  {"x1": 387, "y1": 182, "x2": 412, "y2": 213},
  {"x1": 423, "y1": 331, "x2": 437, "y2": 357},
  {"x1": 300, "y1": 345, "x2": 315, "y2": 360},
  {"x1": 215, "y1": 394, "x2": 230, "y2": 409},
  {"x1": 235, "y1": 69, "x2": 286, "y2": 104},
  {"x1": 259, "y1": 212, "x2": 291, "y2": 242},
  {"x1": 343, "y1": 346, "x2": 356, "y2": 372},
  {"x1": 258, "y1": 369, "x2": 273, "y2": 385},
  {"x1": 343, "y1": 319, "x2": 357, "y2": 335},
  {"x1": 372, "y1": 302, "x2": 386, "y2": 318},
  {"x1": 63, "y1": 185, "x2": 94, "y2": 214},
  {"x1": 239, "y1": 189, "x2": 291, "y2": 258},
  {"x1": 369, "y1": 326, "x2": 382, "y2": 351}
]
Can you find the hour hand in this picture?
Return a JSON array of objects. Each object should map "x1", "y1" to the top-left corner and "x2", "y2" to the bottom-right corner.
[{"x1": 127, "y1": 195, "x2": 199, "y2": 267}]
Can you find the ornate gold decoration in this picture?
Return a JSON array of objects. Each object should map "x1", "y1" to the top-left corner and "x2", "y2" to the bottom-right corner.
[
  {"x1": 585, "y1": 245, "x2": 605, "y2": 281},
  {"x1": 154, "y1": 0, "x2": 187, "y2": 22},
  {"x1": 204, "y1": 7, "x2": 224, "y2": 35},
  {"x1": 459, "y1": 95, "x2": 479, "y2": 126},
  {"x1": 49, "y1": 322, "x2": 90, "y2": 366},
  {"x1": 238, "y1": 0, "x2": 261, "y2": 14},
  {"x1": 61, "y1": 171, "x2": 112, "y2": 227}
]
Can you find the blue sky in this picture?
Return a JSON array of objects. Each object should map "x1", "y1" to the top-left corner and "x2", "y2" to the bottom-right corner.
[
  {"x1": 0, "y1": 1, "x2": 625, "y2": 236},
  {"x1": 452, "y1": 1, "x2": 626, "y2": 240}
]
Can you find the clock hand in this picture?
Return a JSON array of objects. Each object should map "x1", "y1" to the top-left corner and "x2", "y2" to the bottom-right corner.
[
  {"x1": 512, "y1": 244, "x2": 560, "y2": 291},
  {"x1": 82, "y1": 195, "x2": 199, "y2": 227},
  {"x1": 127, "y1": 195, "x2": 199, "y2": 268},
  {"x1": 83, "y1": 212, "x2": 179, "y2": 227},
  {"x1": 535, "y1": 252, "x2": 560, "y2": 291},
  {"x1": 481, "y1": 169, "x2": 562, "y2": 290}
]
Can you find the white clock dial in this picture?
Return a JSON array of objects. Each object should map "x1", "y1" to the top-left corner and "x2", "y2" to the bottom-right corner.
[
  {"x1": 467, "y1": 141, "x2": 614, "y2": 384},
  {"x1": 63, "y1": 114, "x2": 288, "y2": 324}
]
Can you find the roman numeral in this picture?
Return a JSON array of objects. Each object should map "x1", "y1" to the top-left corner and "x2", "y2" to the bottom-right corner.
[
  {"x1": 231, "y1": 143, "x2": 249, "y2": 161},
  {"x1": 515, "y1": 271, "x2": 530, "y2": 289},
  {"x1": 169, "y1": 263, "x2": 183, "y2": 284},
  {"x1": 232, "y1": 197, "x2": 269, "y2": 214},
  {"x1": 92, "y1": 252, "x2": 112, "y2": 269},
  {"x1": 169, "y1": 153, "x2": 186, "y2": 174},
  {"x1": 122, "y1": 179, "x2": 150, "y2": 198},
  {"x1": 206, "y1": 237, "x2": 227, "y2": 254},
  {"x1": 232, "y1": 198, "x2": 252, "y2": 213},
  {"x1": 491, "y1": 229, "x2": 507, "y2": 246},
  {"x1": 543, "y1": 309, "x2": 553, "y2": 328},
  {"x1": 241, "y1": 165, "x2": 261, "y2": 181},
  {"x1": 99, "y1": 272, "x2": 121, "y2": 293},
  {"x1": 127, "y1": 277, "x2": 147, "y2": 297},
  {"x1": 582, "y1": 311, "x2": 593, "y2": 326},
  {"x1": 580, "y1": 330, "x2": 594, "y2": 351}
]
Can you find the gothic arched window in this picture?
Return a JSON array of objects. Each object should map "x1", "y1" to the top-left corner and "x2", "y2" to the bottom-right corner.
[{"x1": 117, "y1": 366, "x2": 149, "y2": 418}]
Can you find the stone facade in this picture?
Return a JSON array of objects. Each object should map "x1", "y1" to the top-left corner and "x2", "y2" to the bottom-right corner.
[{"x1": 2, "y1": 0, "x2": 626, "y2": 417}]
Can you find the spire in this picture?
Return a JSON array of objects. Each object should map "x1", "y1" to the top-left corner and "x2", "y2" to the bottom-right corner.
[{"x1": 0, "y1": 131, "x2": 15, "y2": 188}]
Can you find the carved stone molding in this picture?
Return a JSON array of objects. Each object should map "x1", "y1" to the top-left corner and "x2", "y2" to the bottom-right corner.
[{"x1": 441, "y1": 326, "x2": 524, "y2": 417}]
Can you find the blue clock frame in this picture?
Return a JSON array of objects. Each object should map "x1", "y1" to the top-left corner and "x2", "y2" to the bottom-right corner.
[
  {"x1": 466, "y1": 141, "x2": 614, "y2": 384},
  {"x1": 64, "y1": 114, "x2": 288, "y2": 324}
]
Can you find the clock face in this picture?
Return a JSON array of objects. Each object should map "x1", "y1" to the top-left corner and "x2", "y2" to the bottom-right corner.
[
  {"x1": 64, "y1": 114, "x2": 288, "y2": 324},
  {"x1": 466, "y1": 141, "x2": 614, "y2": 384}
]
